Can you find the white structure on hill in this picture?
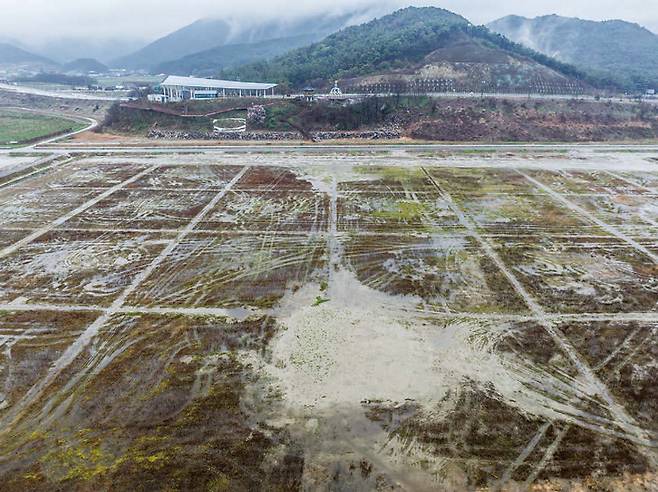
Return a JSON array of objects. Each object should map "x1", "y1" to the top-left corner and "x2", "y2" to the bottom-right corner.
[
  {"x1": 159, "y1": 75, "x2": 278, "y2": 102},
  {"x1": 329, "y1": 81, "x2": 343, "y2": 97}
]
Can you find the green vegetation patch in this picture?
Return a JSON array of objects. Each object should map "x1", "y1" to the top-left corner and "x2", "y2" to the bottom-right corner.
[
  {"x1": 0, "y1": 109, "x2": 85, "y2": 146},
  {"x1": 373, "y1": 200, "x2": 429, "y2": 221}
]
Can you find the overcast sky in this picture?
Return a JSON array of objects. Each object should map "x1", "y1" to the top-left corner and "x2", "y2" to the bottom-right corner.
[{"x1": 2, "y1": 0, "x2": 657, "y2": 45}]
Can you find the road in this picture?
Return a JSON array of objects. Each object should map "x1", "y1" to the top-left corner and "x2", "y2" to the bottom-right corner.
[
  {"x1": 1, "y1": 142, "x2": 656, "y2": 157},
  {"x1": 277, "y1": 91, "x2": 658, "y2": 106},
  {"x1": 5, "y1": 82, "x2": 657, "y2": 106}
]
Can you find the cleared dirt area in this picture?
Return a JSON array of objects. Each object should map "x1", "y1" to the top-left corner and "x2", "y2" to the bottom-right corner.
[{"x1": 0, "y1": 149, "x2": 656, "y2": 490}]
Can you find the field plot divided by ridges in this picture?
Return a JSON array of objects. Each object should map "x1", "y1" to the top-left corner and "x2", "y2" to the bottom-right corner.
[
  {"x1": 125, "y1": 233, "x2": 328, "y2": 309},
  {"x1": 522, "y1": 168, "x2": 658, "y2": 239},
  {"x1": 337, "y1": 191, "x2": 461, "y2": 234},
  {"x1": 61, "y1": 189, "x2": 219, "y2": 231},
  {"x1": 617, "y1": 170, "x2": 658, "y2": 192},
  {"x1": 126, "y1": 164, "x2": 245, "y2": 190},
  {"x1": 491, "y1": 235, "x2": 658, "y2": 314},
  {"x1": 7, "y1": 161, "x2": 153, "y2": 191},
  {"x1": 566, "y1": 193, "x2": 658, "y2": 225},
  {"x1": 452, "y1": 191, "x2": 602, "y2": 236},
  {"x1": 342, "y1": 232, "x2": 529, "y2": 314},
  {"x1": 0, "y1": 230, "x2": 175, "y2": 307},
  {"x1": 234, "y1": 165, "x2": 325, "y2": 192},
  {"x1": 0, "y1": 188, "x2": 99, "y2": 229},
  {"x1": 0, "y1": 153, "x2": 656, "y2": 490},
  {"x1": 199, "y1": 190, "x2": 330, "y2": 233},
  {"x1": 523, "y1": 169, "x2": 653, "y2": 196},
  {"x1": 518, "y1": 169, "x2": 658, "y2": 264},
  {"x1": 0, "y1": 311, "x2": 99, "y2": 419},
  {"x1": 0, "y1": 162, "x2": 161, "y2": 261},
  {"x1": 428, "y1": 167, "x2": 543, "y2": 195}
]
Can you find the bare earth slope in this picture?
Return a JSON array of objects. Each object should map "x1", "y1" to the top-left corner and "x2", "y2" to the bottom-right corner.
[{"x1": 343, "y1": 31, "x2": 589, "y2": 95}]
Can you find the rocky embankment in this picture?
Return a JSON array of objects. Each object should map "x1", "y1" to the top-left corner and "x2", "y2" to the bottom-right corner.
[{"x1": 147, "y1": 128, "x2": 401, "y2": 141}]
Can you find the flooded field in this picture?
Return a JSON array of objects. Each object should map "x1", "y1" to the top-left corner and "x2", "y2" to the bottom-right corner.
[{"x1": 0, "y1": 149, "x2": 656, "y2": 490}]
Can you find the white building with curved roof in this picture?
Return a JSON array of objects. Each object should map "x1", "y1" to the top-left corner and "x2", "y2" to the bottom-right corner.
[{"x1": 160, "y1": 75, "x2": 278, "y2": 101}]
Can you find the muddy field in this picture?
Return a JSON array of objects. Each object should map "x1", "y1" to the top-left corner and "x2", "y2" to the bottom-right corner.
[{"x1": 0, "y1": 149, "x2": 656, "y2": 490}]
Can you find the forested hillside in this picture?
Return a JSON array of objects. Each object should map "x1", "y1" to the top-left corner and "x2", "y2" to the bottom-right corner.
[
  {"x1": 221, "y1": 7, "x2": 598, "y2": 92},
  {"x1": 221, "y1": 7, "x2": 469, "y2": 87}
]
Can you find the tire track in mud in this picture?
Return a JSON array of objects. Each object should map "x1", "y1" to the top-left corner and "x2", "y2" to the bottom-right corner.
[
  {"x1": 603, "y1": 170, "x2": 658, "y2": 195},
  {"x1": 0, "y1": 303, "x2": 257, "y2": 320},
  {"x1": 517, "y1": 170, "x2": 658, "y2": 264},
  {"x1": 10, "y1": 224, "x2": 534, "y2": 239},
  {"x1": 497, "y1": 322, "x2": 656, "y2": 488},
  {"x1": 496, "y1": 422, "x2": 552, "y2": 487},
  {"x1": 133, "y1": 233, "x2": 321, "y2": 307},
  {"x1": 328, "y1": 176, "x2": 340, "y2": 283},
  {"x1": 593, "y1": 325, "x2": 644, "y2": 372},
  {"x1": 421, "y1": 167, "x2": 657, "y2": 472},
  {"x1": 522, "y1": 426, "x2": 570, "y2": 488},
  {"x1": 601, "y1": 170, "x2": 658, "y2": 228},
  {"x1": 0, "y1": 164, "x2": 160, "y2": 260},
  {"x1": 2, "y1": 303, "x2": 658, "y2": 324},
  {"x1": 0, "y1": 166, "x2": 249, "y2": 433}
]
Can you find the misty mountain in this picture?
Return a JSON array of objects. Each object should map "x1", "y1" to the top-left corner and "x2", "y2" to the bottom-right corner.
[
  {"x1": 113, "y1": 10, "x2": 370, "y2": 71},
  {"x1": 488, "y1": 15, "x2": 658, "y2": 90},
  {"x1": 31, "y1": 37, "x2": 148, "y2": 65},
  {"x1": 112, "y1": 18, "x2": 233, "y2": 71},
  {"x1": 219, "y1": 11, "x2": 371, "y2": 45},
  {"x1": 63, "y1": 58, "x2": 109, "y2": 74},
  {"x1": 0, "y1": 42, "x2": 58, "y2": 70},
  {"x1": 222, "y1": 7, "x2": 593, "y2": 93},
  {"x1": 154, "y1": 34, "x2": 323, "y2": 77},
  {"x1": 0, "y1": 36, "x2": 30, "y2": 50}
]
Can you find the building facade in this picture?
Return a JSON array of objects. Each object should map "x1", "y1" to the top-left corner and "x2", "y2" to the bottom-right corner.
[{"x1": 159, "y1": 75, "x2": 277, "y2": 102}]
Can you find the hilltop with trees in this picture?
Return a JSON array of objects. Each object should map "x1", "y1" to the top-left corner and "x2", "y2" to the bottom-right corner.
[{"x1": 220, "y1": 7, "x2": 603, "y2": 93}]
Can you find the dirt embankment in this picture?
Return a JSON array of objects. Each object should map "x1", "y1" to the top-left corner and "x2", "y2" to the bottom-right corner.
[
  {"x1": 119, "y1": 101, "x2": 251, "y2": 118},
  {"x1": 407, "y1": 98, "x2": 658, "y2": 142},
  {"x1": 0, "y1": 89, "x2": 112, "y2": 120}
]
